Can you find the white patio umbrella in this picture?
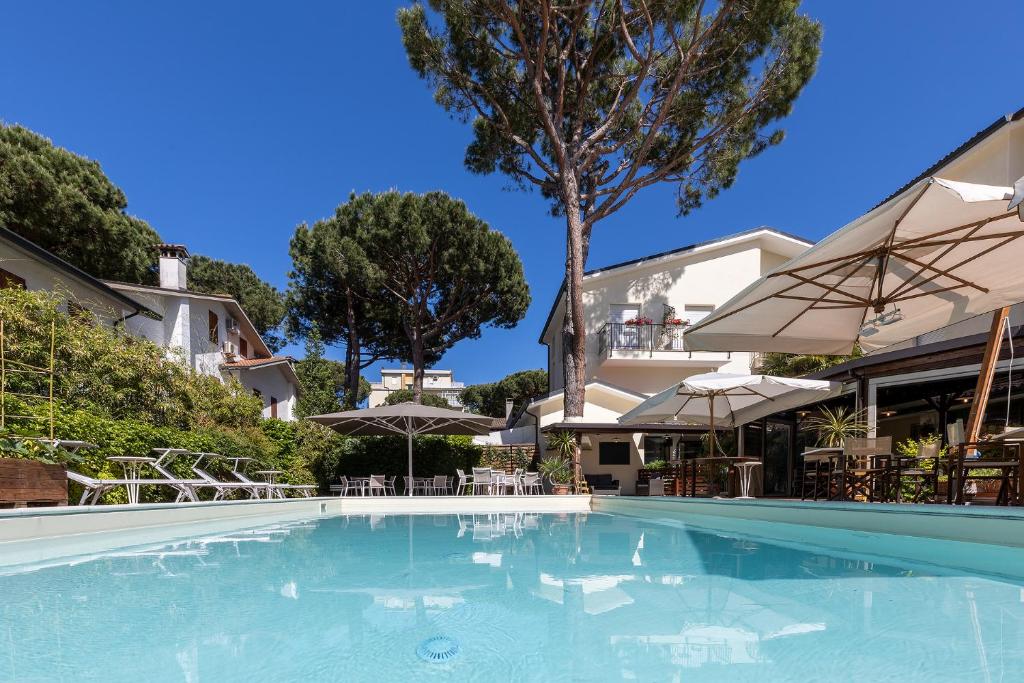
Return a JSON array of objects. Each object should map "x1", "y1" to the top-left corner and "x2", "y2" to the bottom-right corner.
[
  {"x1": 618, "y1": 373, "x2": 840, "y2": 454},
  {"x1": 684, "y1": 176, "x2": 1024, "y2": 354},
  {"x1": 308, "y1": 402, "x2": 494, "y2": 495}
]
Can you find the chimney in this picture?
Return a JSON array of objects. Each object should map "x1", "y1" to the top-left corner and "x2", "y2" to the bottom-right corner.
[
  {"x1": 505, "y1": 398, "x2": 514, "y2": 419},
  {"x1": 158, "y1": 244, "x2": 189, "y2": 290}
]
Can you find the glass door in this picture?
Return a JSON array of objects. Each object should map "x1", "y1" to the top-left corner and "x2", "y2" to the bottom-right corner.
[{"x1": 763, "y1": 421, "x2": 793, "y2": 496}]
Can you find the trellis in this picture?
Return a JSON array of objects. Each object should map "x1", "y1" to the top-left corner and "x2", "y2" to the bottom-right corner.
[{"x1": 0, "y1": 319, "x2": 56, "y2": 440}]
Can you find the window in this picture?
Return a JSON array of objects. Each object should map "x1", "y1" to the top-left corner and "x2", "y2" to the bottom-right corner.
[
  {"x1": 270, "y1": 396, "x2": 278, "y2": 419},
  {"x1": 208, "y1": 311, "x2": 219, "y2": 344},
  {"x1": 239, "y1": 337, "x2": 248, "y2": 358},
  {"x1": 642, "y1": 436, "x2": 673, "y2": 464},
  {"x1": 598, "y1": 441, "x2": 631, "y2": 465},
  {"x1": 0, "y1": 268, "x2": 26, "y2": 290},
  {"x1": 684, "y1": 305, "x2": 715, "y2": 327}
]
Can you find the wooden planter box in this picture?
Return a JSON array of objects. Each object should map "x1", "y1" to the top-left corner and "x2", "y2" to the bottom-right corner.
[{"x1": 0, "y1": 458, "x2": 68, "y2": 508}]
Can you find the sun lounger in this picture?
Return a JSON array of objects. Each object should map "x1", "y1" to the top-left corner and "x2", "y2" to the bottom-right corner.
[{"x1": 66, "y1": 471, "x2": 192, "y2": 506}]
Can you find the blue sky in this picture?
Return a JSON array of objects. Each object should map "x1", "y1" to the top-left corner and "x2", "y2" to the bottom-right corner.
[{"x1": 1, "y1": 1, "x2": 1021, "y2": 386}]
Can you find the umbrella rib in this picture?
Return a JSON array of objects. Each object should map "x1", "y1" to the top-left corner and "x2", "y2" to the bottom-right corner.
[
  {"x1": 875, "y1": 182, "x2": 933, "y2": 304},
  {"x1": 885, "y1": 220, "x2": 989, "y2": 300},
  {"x1": 771, "y1": 252, "x2": 877, "y2": 338},
  {"x1": 786, "y1": 273, "x2": 872, "y2": 304},
  {"x1": 890, "y1": 230, "x2": 1024, "y2": 301},
  {"x1": 893, "y1": 251, "x2": 989, "y2": 294},
  {"x1": 886, "y1": 210, "x2": 1016, "y2": 249}
]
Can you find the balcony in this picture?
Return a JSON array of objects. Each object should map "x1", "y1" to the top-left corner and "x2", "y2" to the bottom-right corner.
[{"x1": 597, "y1": 322, "x2": 733, "y2": 367}]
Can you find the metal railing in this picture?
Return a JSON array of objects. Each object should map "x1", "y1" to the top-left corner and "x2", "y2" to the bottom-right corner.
[{"x1": 598, "y1": 322, "x2": 730, "y2": 359}]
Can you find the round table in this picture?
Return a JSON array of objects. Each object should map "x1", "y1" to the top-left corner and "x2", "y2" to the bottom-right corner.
[
  {"x1": 107, "y1": 456, "x2": 156, "y2": 504},
  {"x1": 733, "y1": 461, "x2": 763, "y2": 499}
]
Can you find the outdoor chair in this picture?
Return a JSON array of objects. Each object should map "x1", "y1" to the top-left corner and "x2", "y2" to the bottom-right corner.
[
  {"x1": 890, "y1": 441, "x2": 941, "y2": 503},
  {"x1": 365, "y1": 474, "x2": 387, "y2": 496},
  {"x1": 191, "y1": 456, "x2": 263, "y2": 500},
  {"x1": 336, "y1": 476, "x2": 364, "y2": 497},
  {"x1": 835, "y1": 437, "x2": 892, "y2": 502},
  {"x1": 66, "y1": 471, "x2": 192, "y2": 506},
  {"x1": 455, "y1": 468, "x2": 472, "y2": 495},
  {"x1": 432, "y1": 475, "x2": 449, "y2": 495},
  {"x1": 646, "y1": 477, "x2": 665, "y2": 496},
  {"x1": 799, "y1": 458, "x2": 829, "y2": 501},
  {"x1": 522, "y1": 472, "x2": 543, "y2": 495},
  {"x1": 471, "y1": 468, "x2": 493, "y2": 495},
  {"x1": 384, "y1": 476, "x2": 397, "y2": 496},
  {"x1": 403, "y1": 476, "x2": 428, "y2": 495}
]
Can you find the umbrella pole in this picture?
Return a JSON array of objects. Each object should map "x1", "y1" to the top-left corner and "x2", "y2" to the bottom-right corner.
[
  {"x1": 407, "y1": 429, "x2": 414, "y2": 497},
  {"x1": 965, "y1": 306, "x2": 1011, "y2": 444},
  {"x1": 708, "y1": 393, "x2": 717, "y2": 456}
]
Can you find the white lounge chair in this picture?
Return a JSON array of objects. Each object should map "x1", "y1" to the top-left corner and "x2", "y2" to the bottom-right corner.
[
  {"x1": 66, "y1": 471, "x2": 191, "y2": 506},
  {"x1": 190, "y1": 453, "x2": 262, "y2": 500},
  {"x1": 229, "y1": 459, "x2": 317, "y2": 498}
]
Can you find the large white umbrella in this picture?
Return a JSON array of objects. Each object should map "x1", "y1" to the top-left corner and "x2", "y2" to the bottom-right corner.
[
  {"x1": 308, "y1": 402, "x2": 494, "y2": 495},
  {"x1": 618, "y1": 373, "x2": 840, "y2": 454},
  {"x1": 684, "y1": 176, "x2": 1024, "y2": 355}
]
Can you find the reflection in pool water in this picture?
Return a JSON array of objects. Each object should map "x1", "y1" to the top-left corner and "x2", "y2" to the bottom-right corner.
[{"x1": 2, "y1": 512, "x2": 1023, "y2": 681}]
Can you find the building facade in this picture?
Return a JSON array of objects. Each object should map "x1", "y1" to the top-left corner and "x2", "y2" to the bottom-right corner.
[
  {"x1": 505, "y1": 228, "x2": 813, "y2": 493},
  {"x1": 368, "y1": 368, "x2": 465, "y2": 408},
  {"x1": 105, "y1": 245, "x2": 300, "y2": 421}
]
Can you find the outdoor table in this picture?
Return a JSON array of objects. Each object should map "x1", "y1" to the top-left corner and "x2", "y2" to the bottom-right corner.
[
  {"x1": 254, "y1": 470, "x2": 284, "y2": 498},
  {"x1": 733, "y1": 461, "x2": 762, "y2": 499},
  {"x1": 690, "y1": 457, "x2": 759, "y2": 497},
  {"x1": 106, "y1": 455, "x2": 156, "y2": 504}
]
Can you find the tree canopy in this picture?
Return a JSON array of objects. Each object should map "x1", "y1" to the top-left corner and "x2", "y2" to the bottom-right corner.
[
  {"x1": 399, "y1": 1, "x2": 821, "y2": 418},
  {"x1": 460, "y1": 368, "x2": 548, "y2": 418},
  {"x1": 354, "y1": 190, "x2": 531, "y2": 401},
  {"x1": 0, "y1": 124, "x2": 161, "y2": 283},
  {"x1": 294, "y1": 326, "x2": 342, "y2": 418},
  {"x1": 188, "y1": 254, "x2": 287, "y2": 351}
]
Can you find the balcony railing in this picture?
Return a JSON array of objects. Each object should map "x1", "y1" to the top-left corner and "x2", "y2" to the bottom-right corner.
[{"x1": 598, "y1": 322, "x2": 730, "y2": 359}]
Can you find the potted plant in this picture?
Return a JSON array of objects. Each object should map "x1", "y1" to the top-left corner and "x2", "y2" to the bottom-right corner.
[
  {"x1": 0, "y1": 436, "x2": 81, "y2": 507},
  {"x1": 804, "y1": 406, "x2": 867, "y2": 447},
  {"x1": 543, "y1": 430, "x2": 579, "y2": 494}
]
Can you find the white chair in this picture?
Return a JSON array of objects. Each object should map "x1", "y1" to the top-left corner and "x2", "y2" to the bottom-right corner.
[
  {"x1": 522, "y1": 472, "x2": 543, "y2": 495},
  {"x1": 365, "y1": 474, "x2": 387, "y2": 496},
  {"x1": 384, "y1": 476, "x2": 397, "y2": 496},
  {"x1": 191, "y1": 454, "x2": 261, "y2": 500},
  {"x1": 338, "y1": 475, "x2": 364, "y2": 497},
  {"x1": 472, "y1": 468, "x2": 493, "y2": 495},
  {"x1": 432, "y1": 475, "x2": 449, "y2": 495},
  {"x1": 455, "y1": 469, "x2": 473, "y2": 495}
]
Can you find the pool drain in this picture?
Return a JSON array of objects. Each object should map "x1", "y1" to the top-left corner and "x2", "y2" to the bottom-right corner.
[{"x1": 417, "y1": 636, "x2": 460, "y2": 663}]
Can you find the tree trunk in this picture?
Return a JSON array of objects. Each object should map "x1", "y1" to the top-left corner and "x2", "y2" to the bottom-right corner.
[
  {"x1": 343, "y1": 287, "x2": 361, "y2": 410},
  {"x1": 410, "y1": 329, "x2": 425, "y2": 404},
  {"x1": 561, "y1": 176, "x2": 587, "y2": 420}
]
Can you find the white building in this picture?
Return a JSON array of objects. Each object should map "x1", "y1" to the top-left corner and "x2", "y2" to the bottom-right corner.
[
  {"x1": 0, "y1": 226, "x2": 157, "y2": 324},
  {"x1": 497, "y1": 228, "x2": 812, "y2": 493},
  {"x1": 368, "y1": 368, "x2": 465, "y2": 408},
  {"x1": 105, "y1": 245, "x2": 300, "y2": 421}
]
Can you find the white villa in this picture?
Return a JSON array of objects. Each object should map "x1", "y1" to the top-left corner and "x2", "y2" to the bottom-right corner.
[
  {"x1": 493, "y1": 227, "x2": 812, "y2": 493},
  {"x1": 105, "y1": 245, "x2": 299, "y2": 421},
  {"x1": 0, "y1": 226, "x2": 157, "y2": 324},
  {"x1": 368, "y1": 368, "x2": 465, "y2": 408}
]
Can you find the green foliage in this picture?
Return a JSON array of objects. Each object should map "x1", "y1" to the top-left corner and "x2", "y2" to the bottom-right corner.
[
  {"x1": 757, "y1": 348, "x2": 861, "y2": 377},
  {"x1": 329, "y1": 435, "x2": 482, "y2": 480},
  {"x1": 294, "y1": 326, "x2": 342, "y2": 418},
  {"x1": 0, "y1": 124, "x2": 161, "y2": 283},
  {"x1": 643, "y1": 459, "x2": 669, "y2": 471},
  {"x1": 188, "y1": 254, "x2": 287, "y2": 352},
  {"x1": 0, "y1": 436, "x2": 81, "y2": 465},
  {"x1": 539, "y1": 454, "x2": 573, "y2": 485},
  {"x1": 398, "y1": 1, "x2": 821, "y2": 217},
  {"x1": 460, "y1": 369, "x2": 547, "y2": 418},
  {"x1": 545, "y1": 431, "x2": 578, "y2": 461},
  {"x1": 804, "y1": 406, "x2": 867, "y2": 448},
  {"x1": 383, "y1": 389, "x2": 452, "y2": 409}
]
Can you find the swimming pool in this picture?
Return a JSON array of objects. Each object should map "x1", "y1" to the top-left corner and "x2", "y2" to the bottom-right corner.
[{"x1": 2, "y1": 511, "x2": 1023, "y2": 681}]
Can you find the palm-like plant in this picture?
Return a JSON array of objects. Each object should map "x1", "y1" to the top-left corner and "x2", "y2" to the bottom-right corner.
[
  {"x1": 543, "y1": 431, "x2": 579, "y2": 487},
  {"x1": 804, "y1": 406, "x2": 867, "y2": 447}
]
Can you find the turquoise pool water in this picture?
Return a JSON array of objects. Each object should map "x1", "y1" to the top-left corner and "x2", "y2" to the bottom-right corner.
[{"x1": 2, "y1": 511, "x2": 1023, "y2": 681}]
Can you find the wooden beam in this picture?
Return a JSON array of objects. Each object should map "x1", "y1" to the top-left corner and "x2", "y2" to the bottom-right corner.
[{"x1": 964, "y1": 307, "x2": 1011, "y2": 443}]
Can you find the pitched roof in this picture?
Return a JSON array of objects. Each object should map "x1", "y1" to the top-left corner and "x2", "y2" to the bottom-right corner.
[
  {"x1": 538, "y1": 226, "x2": 812, "y2": 344},
  {"x1": 221, "y1": 355, "x2": 299, "y2": 386},
  {"x1": 875, "y1": 105, "x2": 1024, "y2": 209},
  {"x1": 0, "y1": 227, "x2": 160, "y2": 319},
  {"x1": 104, "y1": 280, "x2": 271, "y2": 358}
]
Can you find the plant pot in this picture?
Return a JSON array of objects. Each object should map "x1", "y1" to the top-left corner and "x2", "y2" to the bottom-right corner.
[
  {"x1": 0, "y1": 458, "x2": 68, "y2": 508},
  {"x1": 551, "y1": 484, "x2": 571, "y2": 495}
]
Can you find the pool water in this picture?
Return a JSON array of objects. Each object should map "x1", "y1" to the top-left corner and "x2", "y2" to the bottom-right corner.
[{"x1": 2, "y1": 511, "x2": 1024, "y2": 681}]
